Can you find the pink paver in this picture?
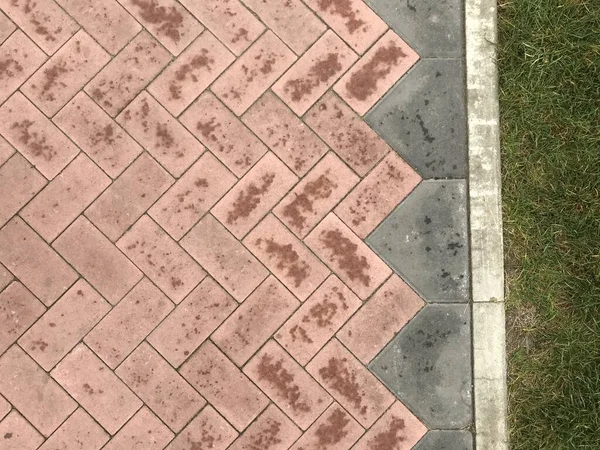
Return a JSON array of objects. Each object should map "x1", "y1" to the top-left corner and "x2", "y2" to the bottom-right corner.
[
  {"x1": 0, "y1": 30, "x2": 46, "y2": 104},
  {"x1": 180, "y1": 91, "x2": 267, "y2": 177},
  {"x1": 289, "y1": 403, "x2": 364, "y2": 450},
  {"x1": 180, "y1": 215, "x2": 268, "y2": 302},
  {"x1": 180, "y1": 341, "x2": 269, "y2": 431},
  {"x1": 0, "y1": 217, "x2": 77, "y2": 306},
  {"x1": 53, "y1": 93, "x2": 144, "y2": 178},
  {"x1": 38, "y1": 408, "x2": 109, "y2": 450},
  {"x1": 244, "y1": 214, "x2": 330, "y2": 301},
  {"x1": 84, "y1": 278, "x2": 173, "y2": 367},
  {"x1": 117, "y1": 91, "x2": 205, "y2": 177},
  {"x1": 85, "y1": 31, "x2": 171, "y2": 116},
  {"x1": 55, "y1": 0, "x2": 141, "y2": 55},
  {"x1": 2, "y1": 0, "x2": 78, "y2": 55},
  {"x1": 274, "y1": 152, "x2": 359, "y2": 238},
  {"x1": 0, "y1": 10, "x2": 16, "y2": 44},
  {"x1": 22, "y1": 30, "x2": 110, "y2": 116},
  {"x1": 335, "y1": 152, "x2": 422, "y2": 238},
  {"x1": 242, "y1": 92, "x2": 329, "y2": 176},
  {"x1": 212, "y1": 276, "x2": 299, "y2": 365},
  {"x1": 0, "y1": 411, "x2": 44, "y2": 449},
  {"x1": 118, "y1": 215, "x2": 206, "y2": 303},
  {"x1": 85, "y1": 153, "x2": 174, "y2": 241},
  {"x1": 0, "y1": 395, "x2": 9, "y2": 421},
  {"x1": 148, "y1": 277, "x2": 237, "y2": 367},
  {"x1": 338, "y1": 275, "x2": 424, "y2": 364},
  {"x1": 0, "y1": 136, "x2": 14, "y2": 167},
  {"x1": 116, "y1": 342, "x2": 205, "y2": 432},
  {"x1": 0, "y1": 92, "x2": 79, "y2": 179},
  {"x1": 276, "y1": 275, "x2": 361, "y2": 365},
  {"x1": 148, "y1": 31, "x2": 235, "y2": 116},
  {"x1": 335, "y1": 30, "x2": 420, "y2": 115},
  {"x1": 352, "y1": 401, "x2": 428, "y2": 450},
  {"x1": 53, "y1": 217, "x2": 143, "y2": 304},
  {"x1": 149, "y1": 151, "x2": 237, "y2": 240},
  {"x1": 51, "y1": 344, "x2": 142, "y2": 435},
  {"x1": 212, "y1": 152, "x2": 298, "y2": 239},
  {"x1": 165, "y1": 406, "x2": 238, "y2": 450},
  {"x1": 242, "y1": 0, "x2": 326, "y2": 54},
  {"x1": 20, "y1": 153, "x2": 111, "y2": 242},
  {"x1": 0, "y1": 282, "x2": 45, "y2": 355},
  {"x1": 118, "y1": 0, "x2": 203, "y2": 55},
  {"x1": 306, "y1": 339, "x2": 395, "y2": 427},
  {"x1": 305, "y1": 213, "x2": 391, "y2": 299},
  {"x1": 244, "y1": 340, "x2": 332, "y2": 430},
  {"x1": 305, "y1": 92, "x2": 391, "y2": 176},
  {"x1": 212, "y1": 31, "x2": 297, "y2": 116},
  {"x1": 19, "y1": 280, "x2": 110, "y2": 371},
  {"x1": 102, "y1": 407, "x2": 174, "y2": 449},
  {"x1": 272, "y1": 30, "x2": 358, "y2": 116},
  {"x1": 227, "y1": 404, "x2": 302, "y2": 450},
  {"x1": 0, "y1": 263, "x2": 12, "y2": 293},
  {"x1": 0, "y1": 346, "x2": 76, "y2": 436},
  {"x1": 0, "y1": 154, "x2": 46, "y2": 228},
  {"x1": 178, "y1": 0, "x2": 265, "y2": 55},
  {"x1": 303, "y1": 0, "x2": 388, "y2": 54}
]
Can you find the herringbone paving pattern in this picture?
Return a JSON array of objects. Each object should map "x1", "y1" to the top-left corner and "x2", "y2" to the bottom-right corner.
[{"x1": 0, "y1": 0, "x2": 433, "y2": 447}]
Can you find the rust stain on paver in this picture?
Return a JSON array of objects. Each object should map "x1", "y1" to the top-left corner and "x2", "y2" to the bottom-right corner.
[
  {"x1": 226, "y1": 173, "x2": 275, "y2": 224},
  {"x1": 169, "y1": 50, "x2": 215, "y2": 99},
  {"x1": 320, "y1": 228, "x2": 371, "y2": 286},
  {"x1": 315, "y1": 408, "x2": 352, "y2": 446},
  {"x1": 256, "y1": 237, "x2": 310, "y2": 287},
  {"x1": 0, "y1": 59, "x2": 24, "y2": 78},
  {"x1": 40, "y1": 62, "x2": 69, "y2": 101},
  {"x1": 131, "y1": 0, "x2": 184, "y2": 42},
  {"x1": 316, "y1": 0, "x2": 366, "y2": 33},
  {"x1": 11, "y1": 120, "x2": 57, "y2": 161},
  {"x1": 319, "y1": 357, "x2": 365, "y2": 413},
  {"x1": 250, "y1": 419, "x2": 283, "y2": 449},
  {"x1": 371, "y1": 417, "x2": 406, "y2": 449},
  {"x1": 257, "y1": 353, "x2": 310, "y2": 412},
  {"x1": 285, "y1": 53, "x2": 342, "y2": 102},
  {"x1": 283, "y1": 173, "x2": 337, "y2": 231}
]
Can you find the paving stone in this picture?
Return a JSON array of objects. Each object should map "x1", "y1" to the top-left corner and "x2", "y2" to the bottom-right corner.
[
  {"x1": 369, "y1": 304, "x2": 473, "y2": 429},
  {"x1": 180, "y1": 91, "x2": 267, "y2": 176},
  {"x1": 0, "y1": 136, "x2": 15, "y2": 167},
  {"x1": 21, "y1": 30, "x2": 110, "y2": 116},
  {"x1": 365, "y1": 0, "x2": 464, "y2": 57},
  {"x1": 0, "y1": 346, "x2": 76, "y2": 436},
  {"x1": 180, "y1": 341, "x2": 269, "y2": 431},
  {"x1": 51, "y1": 344, "x2": 142, "y2": 435},
  {"x1": 102, "y1": 407, "x2": 174, "y2": 449},
  {"x1": 0, "y1": 263, "x2": 12, "y2": 293},
  {"x1": 165, "y1": 405, "x2": 238, "y2": 450},
  {"x1": 0, "y1": 217, "x2": 76, "y2": 306},
  {"x1": 0, "y1": 410, "x2": 44, "y2": 449},
  {"x1": 148, "y1": 277, "x2": 237, "y2": 367},
  {"x1": 55, "y1": 0, "x2": 141, "y2": 55},
  {"x1": 272, "y1": 30, "x2": 357, "y2": 116},
  {"x1": 117, "y1": 215, "x2": 206, "y2": 303},
  {"x1": 53, "y1": 93, "x2": 144, "y2": 178},
  {"x1": 0, "y1": 30, "x2": 47, "y2": 104},
  {"x1": 0, "y1": 10, "x2": 16, "y2": 44},
  {"x1": 116, "y1": 342, "x2": 205, "y2": 432},
  {"x1": 85, "y1": 31, "x2": 171, "y2": 116},
  {"x1": 366, "y1": 59, "x2": 468, "y2": 178},
  {"x1": 212, "y1": 276, "x2": 299, "y2": 365},
  {"x1": 37, "y1": 408, "x2": 110, "y2": 450},
  {"x1": 0, "y1": 394, "x2": 11, "y2": 420},
  {"x1": 0, "y1": 92, "x2": 79, "y2": 179},
  {"x1": 212, "y1": 31, "x2": 296, "y2": 116},
  {"x1": 413, "y1": 430, "x2": 474, "y2": 450},
  {"x1": 367, "y1": 180, "x2": 469, "y2": 302},
  {"x1": 0, "y1": 282, "x2": 45, "y2": 355},
  {"x1": 84, "y1": 278, "x2": 173, "y2": 367},
  {"x1": 118, "y1": 0, "x2": 203, "y2": 55},
  {"x1": 20, "y1": 153, "x2": 111, "y2": 242},
  {"x1": 148, "y1": 31, "x2": 235, "y2": 117},
  {"x1": 181, "y1": 214, "x2": 268, "y2": 302},
  {"x1": 85, "y1": 153, "x2": 173, "y2": 242},
  {"x1": 117, "y1": 91, "x2": 205, "y2": 177},
  {"x1": 19, "y1": 279, "x2": 110, "y2": 371},
  {"x1": 53, "y1": 217, "x2": 142, "y2": 304}
]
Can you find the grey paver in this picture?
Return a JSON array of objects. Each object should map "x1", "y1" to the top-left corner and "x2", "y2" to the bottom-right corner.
[
  {"x1": 414, "y1": 430, "x2": 474, "y2": 449},
  {"x1": 366, "y1": 59, "x2": 467, "y2": 179}
]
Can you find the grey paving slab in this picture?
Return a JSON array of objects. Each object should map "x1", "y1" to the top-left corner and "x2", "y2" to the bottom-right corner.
[
  {"x1": 368, "y1": 180, "x2": 469, "y2": 302},
  {"x1": 366, "y1": 59, "x2": 467, "y2": 179},
  {"x1": 414, "y1": 430, "x2": 474, "y2": 450},
  {"x1": 366, "y1": 0, "x2": 464, "y2": 57},
  {"x1": 370, "y1": 304, "x2": 472, "y2": 429}
]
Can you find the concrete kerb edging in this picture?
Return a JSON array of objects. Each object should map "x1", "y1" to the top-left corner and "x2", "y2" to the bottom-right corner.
[{"x1": 466, "y1": 0, "x2": 508, "y2": 448}]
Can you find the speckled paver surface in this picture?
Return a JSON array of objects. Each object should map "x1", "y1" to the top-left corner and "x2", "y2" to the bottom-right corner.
[{"x1": 0, "y1": 0, "x2": 472, "y2": 448}]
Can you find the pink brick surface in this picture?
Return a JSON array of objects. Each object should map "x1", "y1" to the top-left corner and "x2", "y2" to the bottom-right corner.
[
  {"x1": 0, "y1": 10, "x2": 16, "y2": 44},
  {"x1": 0, "y1": 136, "x2": 15, "y2": 167},
  {"x1": 0, "y1": 410, "x2": 44, "y2": 449},
  {"x1": 102, "y1": 407, "x2": 174, "y2": 449},
  {"x1": 37, "y1": 408, "x2": 109, "y2": 450},
  {"x1": 165, "y1": 405, "x2": 238, "y2": 450},
  {"x1": 0, "y1": 263, "x2": 12, "y2": 293},
  {"x1": 0, "y1": 282, "x2": 45, "y2": 354}
]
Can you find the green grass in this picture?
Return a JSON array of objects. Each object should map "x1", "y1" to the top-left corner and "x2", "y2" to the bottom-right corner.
[{"x1": 499, "y1": 0, "x2": 600, "y2": 447}]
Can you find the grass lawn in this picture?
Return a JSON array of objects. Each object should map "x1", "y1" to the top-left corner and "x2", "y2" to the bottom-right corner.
[{"x1": 498, "y1": 0, "x2": 600, "y2": 447}]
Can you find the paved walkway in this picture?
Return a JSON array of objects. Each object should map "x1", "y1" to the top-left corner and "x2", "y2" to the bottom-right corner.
[{"x1": 0, "y1": 0, "x2": 472, "y2": 448}]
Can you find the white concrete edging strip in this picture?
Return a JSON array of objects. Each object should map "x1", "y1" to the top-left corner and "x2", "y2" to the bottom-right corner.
[{"x1": 466, "y1": 0, "x2": 508, "y2": 448}]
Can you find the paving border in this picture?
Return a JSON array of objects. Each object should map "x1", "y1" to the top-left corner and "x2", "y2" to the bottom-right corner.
[{"x1": 465, "y1": 0, "x2": 508, "y2": 448}]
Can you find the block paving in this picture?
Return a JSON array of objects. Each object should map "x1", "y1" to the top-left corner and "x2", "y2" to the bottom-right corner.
[{"x1": 0, "y1": 0, "x2": 471, "y2": 448}]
